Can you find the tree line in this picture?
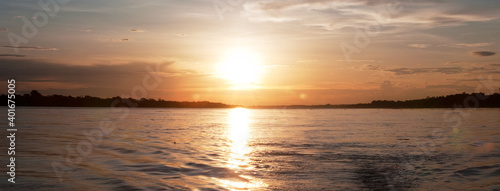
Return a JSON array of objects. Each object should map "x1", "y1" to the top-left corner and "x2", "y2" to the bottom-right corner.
[
  {"x1": 250, "y1": 92, "x2": 500, "y2": 109},
  {"x1": 0, "y1": 90, "x2": 234, "y2": 108},
  {"x1": 1, "y1": 90, "x2": 499, "y2": 108}
]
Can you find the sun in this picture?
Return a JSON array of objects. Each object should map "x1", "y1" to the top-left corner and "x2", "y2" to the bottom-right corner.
[{"x1": 216, "y1": 48, "x2": 264, "y2": 88}]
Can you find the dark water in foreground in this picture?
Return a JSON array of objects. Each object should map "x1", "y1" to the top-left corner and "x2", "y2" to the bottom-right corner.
[{"x1": 1, "y1": 108, "x2": 499, "y2": 190}]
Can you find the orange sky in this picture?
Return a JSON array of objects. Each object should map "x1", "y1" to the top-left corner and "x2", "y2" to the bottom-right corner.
[{"x1": 1, "y1": 0, "x2": 499, "y2": 105}]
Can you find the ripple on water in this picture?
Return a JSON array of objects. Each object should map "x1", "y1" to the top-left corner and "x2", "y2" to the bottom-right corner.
[{"x1": 453, "y1": 164, "x2": 500, "y2": 178}]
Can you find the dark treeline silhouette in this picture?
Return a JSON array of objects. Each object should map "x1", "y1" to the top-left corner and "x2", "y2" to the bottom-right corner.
[
  {"x1": 251, "y1": 92, "x2": 500, "y2": 109},
  {"x1": 367, "y1": 92, "x2": 499, "y2": 108},
  {"x1": 1, "y1": 90, "x2": 234, "y2": 108},
  {"x1": 1, "y1": 90, "x2": 499, "y2": 108}
]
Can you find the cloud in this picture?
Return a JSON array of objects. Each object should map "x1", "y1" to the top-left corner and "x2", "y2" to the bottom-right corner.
[
  {"x1": 0, "y1": 58, "x2": 238, "y2": 101},
  {"x1": 0, "y1": 59, "x2": 173, "y2": 80},
  {"x1": 455, "y1": 42, "x2": 493, "y2": 47},
  {"x1": 65, "y1": 28, "x2": 92, "y2": 33},
  {"x1": 466, "y1": 67, "x2": 487, "y2": 72},
  {"x1": 425, "y1": 16, "x2": 486, "y2": 25},
  {"x1": 130, "y1": 28, "x2": 145, "y2": 32},
  {"x1": 445, "y1": 61, "x2": 462, "y2": 65},
  {"x1": 337, "y1": 59, "x2": 377, "y2": 63},
  {"x1": 435, "y1": 67, "x2": 467, "y2": 74},
  {"x1": 470, "y1": 51, "x2": 496, "y2": 57},
  {"x1": 408, "y1": 44, "x2": 430, "y2": 48},
  {"x1": 242, "y1": 0, "x2": 500, "y2": 32},
  {"x1": 454, "y1": 78, "x2": 500, "y2": 82},
  {"x1": 242, "y1": 0, "x2": 360, "y2": 23},
  {"x1": 0, "y1": 54, "x2": 25, "y2": 57},
  {"x1": 385, "y1": 67, "x2": 463, "y2": 75},
  {"x1": 385, "y1": 68, "x2": 429, "y2": 75},
  {"x1": 0, "y1": 58, "x2": 229, "y2": 95},
  {"x1": 0, "y1": 45, "x2": 58, "y2": 51},
  {"x1": 0, "y1": 58, "x2": 176, "y2": 93},
  {"x1": 385, "y1": 66, "x2": 494, "y2": 75},
  {"x1": 426, "y1": 84, "x2": 474, "y2": 90},
  {"x1": 360, "y1": 64, "x2": 381, "y2": 70},
  {"x1": 244, "y1": 0, "x2": 406, "y2": 13},
  {"x1": 244, "y1": 0, "x2": 333, "y2": 13},
  {"x1": 380, "y1": 81, "x2": 393, "y2": 90},
  {"x1": 97, "y1": 38, "x2": 131, "y2": 42}
]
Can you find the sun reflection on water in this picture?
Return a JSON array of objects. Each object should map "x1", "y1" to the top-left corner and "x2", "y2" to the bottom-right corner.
[
  {"x1": 228, "y1": 108, "x2": 252, "y2": 170},
  {"x1": 217, "y1": 108, "x2": 267, "y2": 190}
]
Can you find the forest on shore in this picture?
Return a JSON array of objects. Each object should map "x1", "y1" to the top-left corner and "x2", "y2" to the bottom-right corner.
[
  {"x1": 2, "y1": 90, "x2": 234, "y2": 108},
  {"x1": 251, "y1": 92, "x2": 500, "y2": 109},
  {"x1": 1, "y1": 90, "x2": 499, "y2": 108}
]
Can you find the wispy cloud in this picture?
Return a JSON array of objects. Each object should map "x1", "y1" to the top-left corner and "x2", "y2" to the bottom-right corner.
[
  {"x1": 384, "y1": 67, "x2": 491, "y2": 75},
  {"x1": 456, "y1": 42, "x2": 493, "y2": 47},
  {"x1": 453, "y1": 78, "x2": 500, "y2": 82},
  {"x1": 242, "y1": 0, "x2": 500, "y2": 31},
  {"x1": 0, "y1": 58, "x2": 174, "y2": 89},
  {"x1": 380, "y1": 81, "x2": 393, "y2": 90},
  {"x1": 359, "y1": 64, "x2": 381, "y2": 70},
  {"x1": 64, "y1": 28, "x2": 92, "y2": 33},
  {"x1": 470, "y1": 51, "x2": 496, "y2": 57},
  {"x1": 336, "y1": 59, "x2": 378, "y2": 63},
  {"x1": 408, "y1": 44, "x2": 430, "y2": 48},
  {"x1": 445, "y1": 61, "x2": 462, "y2": 65},
  {"x1": 97, "y1": 38, "x2": 131, "y2": 43},
  {"x1": 0, "y1": 58, "x2": 230, "y2": 99},
  {"x1": 0, "y1": 54, "x2": 25, "y2": 57},
  {"x1": 426, "y1": 84, "x2": 474, "y2": 90},
  {"x1": 130, "y1": 28, "x2": 145, "y2": 32},
  {"x1": 1, "y1": 45, "x2": 58, "y2": 51}
]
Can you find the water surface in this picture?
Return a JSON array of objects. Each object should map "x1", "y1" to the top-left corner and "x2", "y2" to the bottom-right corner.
[{"x1": 1, "y1": 108, "x2": 499, "y2": 190}]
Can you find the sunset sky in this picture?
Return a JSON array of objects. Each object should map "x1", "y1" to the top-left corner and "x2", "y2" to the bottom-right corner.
[{"x1": 1, "y1": 0, "x2": 499, "y2": 105}]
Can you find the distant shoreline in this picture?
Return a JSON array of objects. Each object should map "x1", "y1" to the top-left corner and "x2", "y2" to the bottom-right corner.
[
  {"x1": 1, "y1": 91, "x2": 499, "y2": 109},
  {"x1": 3, "y1": 106, "x2": 500, "y2": 110},
  {"x1": 251, "y1": 92, "x2": 500, "y2": 109}
]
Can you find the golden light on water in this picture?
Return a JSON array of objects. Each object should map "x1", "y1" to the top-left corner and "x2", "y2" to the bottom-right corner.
[
  {"x1": 217, "y1": 108, "x2": 268, "y2": 190},
  {"x1": 227, "y1": 108, "x2": 252, "y2": 170},
  {"x1": 218, "y1": 175, "x2": 268, "y2": 190}
]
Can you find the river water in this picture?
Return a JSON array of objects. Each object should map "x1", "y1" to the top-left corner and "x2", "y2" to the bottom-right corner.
[{"x1": 1, "y1": 107, "x2": 499, "y2": 190}]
